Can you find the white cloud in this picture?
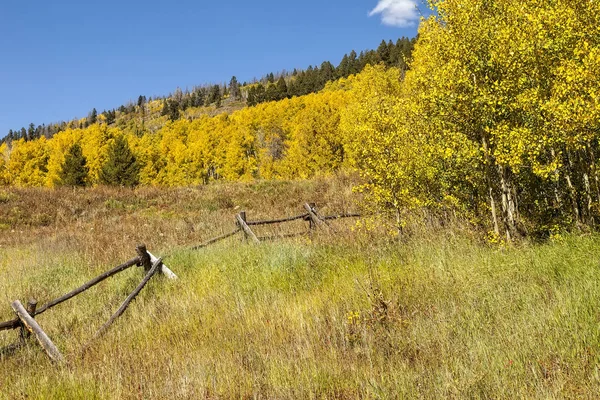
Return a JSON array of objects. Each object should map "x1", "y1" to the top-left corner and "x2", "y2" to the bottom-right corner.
[{"x1": 369, "y1": 0, "x2": 420, "y2": 27}]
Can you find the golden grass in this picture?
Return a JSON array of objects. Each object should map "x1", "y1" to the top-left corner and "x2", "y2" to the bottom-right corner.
[{"x1": 0, "y1": 177, "x2": 599, "y2": 399}]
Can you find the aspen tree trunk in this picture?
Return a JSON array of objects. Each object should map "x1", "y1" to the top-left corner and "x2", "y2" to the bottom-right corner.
[
  {"x1": 551, "y1": 148, "x2": 562, "y2": 209},
  {"x1": 583, "y1": 172, "x2": 594, "y2": 226},
  {"x1": 512, "y1": 184, "x2": 520, "y2": 228},
  {"x1": 482, "y1": 137, "x2": 500, "y2": 236},
  {"x1": 565, "y1": 150, "x2": 582, "y2": 226},
  {"x1": 498, "y1": 165, "x2": 516, "y2": 241},
  {"x1": 586, "y1": 144, "x2": 600, "y2": 207},
  {"x1": 396, "y1": 207, "x2": 403, "y2": 236}
]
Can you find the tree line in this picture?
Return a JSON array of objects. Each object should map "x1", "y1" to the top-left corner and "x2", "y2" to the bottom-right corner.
[
  {"x1": 0, "y1": 38, "x2": 415, "y2": 143},
  {"x1": 247, "y1": 38, "x2": 415, "y2": 106},
  {"x1": 340, "y1": 0, "x2": 600, "y2": 240},
  {"x1": 6, "y1": 0, "x2": 597, "y2": 242}
]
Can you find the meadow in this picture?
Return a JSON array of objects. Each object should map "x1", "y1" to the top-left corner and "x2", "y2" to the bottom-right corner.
[{"x1": 0, "y1": 178, "x2": 599, "y2": 399}]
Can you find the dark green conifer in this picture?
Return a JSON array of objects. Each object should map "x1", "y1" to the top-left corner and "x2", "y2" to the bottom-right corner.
[
  {"x1": 89, "y1": 108, "x2": 98, "y2": 125},
  {"x1": 60, "y1": 143, "x2": 88, "y2": 186},
  {"x1": 377, "y1": 40, "x2": 391, "y2": 65},
  {"x1": 275, "y1": 77, "x2": 288, "y2": 99},
  {"x1": 229, "y1": 76, "x2": 241, "y2": 100},
  {"x1": 99, "y1": 135, "x2": 140, "y2": 186}
]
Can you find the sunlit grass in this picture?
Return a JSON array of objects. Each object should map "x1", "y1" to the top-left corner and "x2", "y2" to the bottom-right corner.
[{"x1": 0, "y1": 180, "x2": 599, "y2": 398}]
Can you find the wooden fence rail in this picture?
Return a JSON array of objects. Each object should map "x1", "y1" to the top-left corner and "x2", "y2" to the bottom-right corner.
[
  {"x1": 192, "y1": 228, "x2": 241, "y2": 250},
  {"x1": 1, "y1": 203, "x2": 360, "y2": 362},
  {"x1": 1, "y1": 245, "x2": 174, "y2": 361},
  {"x1": 36, "y1": 257, "x2": 141, "y2": 317},
  {"x1": 11, "y1": 300, "x2": 64, "y2": 363},
  {"x1": 188, "y1": 202, "x2": 362, "y2": 251},
  {"x1": 91, "y1": 257, "x2": 163, "y2": 343},
  {"x1": 246, "y1": 213, "x2": 309, "y2": 226}
]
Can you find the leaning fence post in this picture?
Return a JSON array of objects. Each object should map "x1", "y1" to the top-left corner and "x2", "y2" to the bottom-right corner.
[
  {"x1": 136, "y1": 244, "x2": 178, "y2": 279},
  {"x1": 11, "y1": 300, "x2": 64, "y2": 363},
  {"x1": 136, "y1": 244, "x2": 152, "y2": 273},
  {"x1": 236, "y1": 212, "x2": 260, "y2": 244},
  {"x1": 308, "y1": 202, "x2": 317, "y2": 231},
  {"x1": 20, "y1": 299, "x2": 38, "y2": 342},
  {"x1": 89, "y1": 257, "x2": 163, "y2": 344},
  {"x1": 304, "y1": 203, "x2": 325, "y2": 231}
]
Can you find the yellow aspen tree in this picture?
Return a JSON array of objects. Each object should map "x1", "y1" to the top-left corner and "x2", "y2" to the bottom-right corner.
[
  {"x1": 156, "y1": 120, "x2": 190, "y2": 186},
  {"x1": 0, "y1": 143, "x2": 10, "y2": 186},
  {"x1": 45, "y1": 129, "x2": 82, "y2": 187},
  {"x1": 7, "y1": 138, "x2": 50, "y2": 187}
]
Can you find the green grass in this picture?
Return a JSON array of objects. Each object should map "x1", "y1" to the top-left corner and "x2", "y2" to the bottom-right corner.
[
  {"x1": 1, "y1": 232, "x2": 600, "y2": 399},
  {"x1": 0, "y1": 181, "x2": 599, "y2": 398}
]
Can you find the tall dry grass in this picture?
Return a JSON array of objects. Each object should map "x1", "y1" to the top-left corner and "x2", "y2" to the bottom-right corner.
[{"x1": 0, "y1": 177, "x2": 599, "y2": 399}]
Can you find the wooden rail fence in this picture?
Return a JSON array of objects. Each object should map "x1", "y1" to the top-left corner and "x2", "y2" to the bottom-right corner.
[
  {"x1": 1, "y1": 203, "x2": 359, "y2": 363},
  {"x1": 0, "y1": 245, "x2": 175, "y2": 363},
  {"x1": 192, "y1": 202, "x2": 360, "y2": 249}
]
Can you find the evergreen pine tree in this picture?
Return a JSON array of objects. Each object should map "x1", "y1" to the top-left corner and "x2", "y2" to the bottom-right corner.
[
  {"x1": 265, "y1": 83, "x2": 279, "y2": 102},
  {"x1": 229, "y1": 76, "x2": 241, "y2": 100},
  {"x1": 275, "y1": 77, "x2": 288, "y2": 100},
  {"x1": 167, "y1": 100, "x2": 180, "y2": 122},
  {"x1": 161, "y1": 99, "x2": 169, "y2": 116},
  {"x1": 348, "y1": 50, "x2": 359, "y2": 74},
  {"x1": 206, "y1": 85, "x2": 221, "y2": 105},
  {"x1": 320, "y1": 61, "x2": 335, "y2": 85},
  {"x1": 255, "y1": 83, "x2": 266, "y2": 103},
  {"x1": 377, "y1": 40, "x2": 391, "y2": 65},
  {"x1": 89, "y1": 108, "x2": 98, "y2": 125},
  {"x1": 337, "y1": 54, "x2": 350, "y2": 78},
  {"x1": 27, "y1": 123, "x2": 35, "y2": 141},
  {"x1": 60, "y1": 143, "x2": 88, "y2": 186},
  {"x1": 247, "y1": 86, "x2": 256, "y2": 106},
  {"x1": 194, "y1": 89, "x2": 206, "y2": 107},
  {"x1": 99, "y1": 135, "x2": 140, "y2": 186}
]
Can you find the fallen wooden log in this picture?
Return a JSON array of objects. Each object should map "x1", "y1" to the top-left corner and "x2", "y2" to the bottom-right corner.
[{"x1": 11, "y1": 300, "x2": 64, "y2": 363}]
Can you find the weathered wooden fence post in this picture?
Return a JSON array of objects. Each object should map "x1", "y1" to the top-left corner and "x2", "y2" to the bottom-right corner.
[
  {"x1": 136, "y1": 244, "x2": 178, "y2": 279},
  {"x1": 239, "y1": 211, "x2": 248, "y2": 241},
  {"x1": 11, "y1": 300, "x2": 64, "y2": 363},
  {"x1": 305, "y1": 203, "x2": 324, "y2": 231},
  {"x1": 20, "y1": 299, "x2": 38, "y2": 342},
  {"x1": 90, "y1": 257, "x2": 164, "y2": 343},
  {"x1": 236, "y1": 211, "x2": 260, "y2": 243},
  {"x1": 136, "y1": 244, "x2": 152, "y2": 273}
]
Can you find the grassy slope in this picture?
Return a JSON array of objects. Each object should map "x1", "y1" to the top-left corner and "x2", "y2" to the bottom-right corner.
[{"x1": 0, "y1": 178, "x2": 599, "y2": 399}]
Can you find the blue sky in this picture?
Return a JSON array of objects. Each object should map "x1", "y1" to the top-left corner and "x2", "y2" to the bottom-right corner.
[{"x1": 0, "y1": 0, "x2": 423, "y2": 134}]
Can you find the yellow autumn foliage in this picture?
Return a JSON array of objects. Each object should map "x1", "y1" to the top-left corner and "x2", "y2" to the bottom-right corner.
[{"x1": 2, "y1": 0, "x2": 600, "y2": 237}]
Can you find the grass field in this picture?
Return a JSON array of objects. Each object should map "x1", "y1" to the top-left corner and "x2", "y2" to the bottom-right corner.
[{"x1": 0, "y1": 178, "x2": 599, "y2": 399}]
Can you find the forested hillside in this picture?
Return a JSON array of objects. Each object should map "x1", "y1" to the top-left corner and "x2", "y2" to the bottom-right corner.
[
  {"x1": 0, "y1": 38, "x2": 415, "y2": 143},
  {"x1": 1, "y1": 0, "x2": 600, "y2": 240},
  {"x1": 0, "y1": 37, "x2": 416, "y2": 188}
]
